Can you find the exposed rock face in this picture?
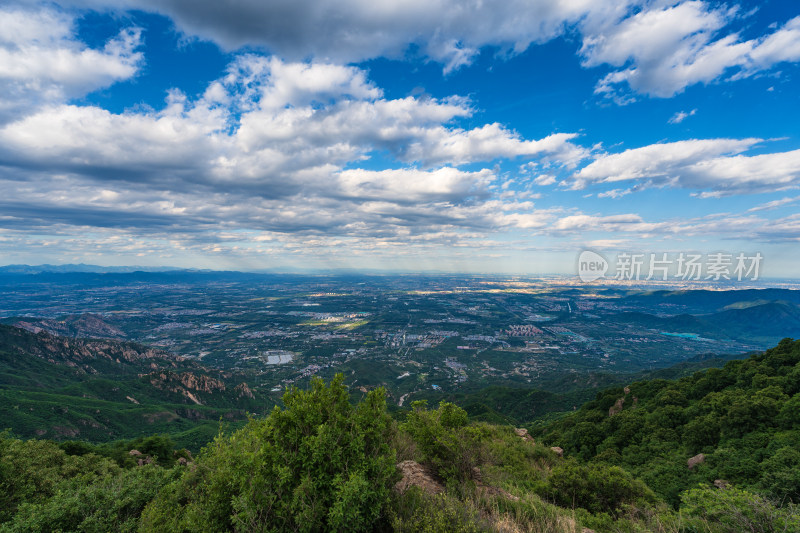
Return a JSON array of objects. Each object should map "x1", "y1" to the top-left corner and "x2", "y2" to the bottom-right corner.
[
  {"x1": 714, "y1": 479, "x2": 730, "y2": 489},
  {"x1": 394, "y1": 461, "x2": 518, "y2": 502},
  {"x1": 688, "y1": 453, "x2": 706, "y2": 469},
  {"x1": 609, "y1": 397, "x2": 625, "y2": 416},
  {"x1": 15, "y1": 313, "x2": 127, "y2": 339},
  {"x1": 52, "y1": 426, "x2": 79, "y2": 438},
  {"x1": 0, "y1": 324, "x2": 182, "y2": 375},
  {"x1": 147, "y1": 371, "x2": 226, "y2": 405},
  {"x1": 235, "y1": 382, "x2": 255, "y2": 399},
  {"x1": 550, "y1": 446, "x2": 564, "y2": 457},
  {"x1": 610, "y1": 386, "x2": 635, "y2": 416},
  {"x1": 395, "y1": 460, "x2": 444, "y2": 495},
  {"x1": 514, "y1": 427, "x2": 534, "y2": 442},
  {"x1": 129, "y1": 449, "x2": 142, "y2": 456},
  {"x1": 178, "y1": 372, "x2": 226, "y2": 393}
]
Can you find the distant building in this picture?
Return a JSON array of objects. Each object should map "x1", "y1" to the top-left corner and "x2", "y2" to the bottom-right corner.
[{"x1": 506, "y1": 325, "x2": 543, "y2": 336}]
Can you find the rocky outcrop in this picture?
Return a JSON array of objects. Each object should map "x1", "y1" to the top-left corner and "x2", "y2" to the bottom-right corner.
[
  {"x1": 714, "y1": 479, "x2": 730, "y2": 489},
  {"x1": 394, "y1": 461, "x2": 518, "y2": 502},
  {"x1": 15, "y1": 313, "x2": 127, "y2": 340},
  {"x1": 177, "y1": 372, "x2": 225, "y2": 393},
  {"x1": 550, "y1": 446, "x2": 564, "y2": 457},
  {"x1": 609, "y1": 397, "x2": 625, "y2": 416},
  {"x1": 0, "y1": 324, "x2": 182, "y2": 376},
  {"x1": 235, "y1": 382, "x2": 255, "y2": 399},
  {"x1": 147, "y1": 371, "x2": 226, "y2": 405},
  {"x1": 514, "y1": 427, "x2": 535, "y2": 443},
  {"x1": 688, "y1": 453, "x2": 706, "y2": 469},
  {"x1": 52, "y1": 426, "x2": 79, "y2": 438},
  {"x1": 395, "y1": 460, "x2": 444, "y2": 495},
  {"x1": 610, "y1": 386, "x2": 636, "y2": 416}
]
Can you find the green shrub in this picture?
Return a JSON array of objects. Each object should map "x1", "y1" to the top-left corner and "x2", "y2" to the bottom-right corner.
[
  {"x1": 542, "y1": 460, "x2": 657, "y2": 516},
  {"x1": 3, "y1": 464, "x2": 178, "y2": 533},
  {"x1": 680, "y1": 484, "x2": 800, "y2": 533},
  {"x1": 402, "y1": 401, "x2": 487, "y2": 486},
  {"x1": 0, "y1": 433, "x2": 118, "y2": 524},
  {"x1": 140, "y1": 374, "x2": 397, "y2": 532}
]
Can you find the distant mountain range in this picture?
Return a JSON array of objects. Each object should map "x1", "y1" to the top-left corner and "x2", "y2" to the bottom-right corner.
[
  {"x1": 611, "y1": 300, "x2": 800, "y2": 345},
  {"x1": 622, "y1": 288, "x2": 800, "y2": 313},
  {"x1": 0, "y1": 264, "x2": 186, "y2": 274}
]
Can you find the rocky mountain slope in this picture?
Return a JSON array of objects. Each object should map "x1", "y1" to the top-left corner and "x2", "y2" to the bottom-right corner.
[{"x1": 0, "y1": 324, "x2": 270, "y2": 447}]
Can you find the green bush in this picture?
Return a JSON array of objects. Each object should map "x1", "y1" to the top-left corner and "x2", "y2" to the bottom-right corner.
[
  {"x1": 680, "y1": 484, "x2": 800, "y2": 533},
  {"x1": 402, "y1": 401, "x2": 487, "y2": 485},
  {"x1": 542, "y1": 460, "x2": 657, "y2": 516},
  {"x1": 140, "y1": 374, "x2": 397, "y2": 532},
  {"x1": 3, "y1": 464, "x2": 178, "y2": 533},
  {"x1": 0, "y1": 433, "x2": 119, "y2": 524}
]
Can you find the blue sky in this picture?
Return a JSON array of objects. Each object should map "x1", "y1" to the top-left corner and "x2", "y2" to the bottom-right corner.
[{"x1": 1, "y1": 0, "x2": 799, "y2": 277}]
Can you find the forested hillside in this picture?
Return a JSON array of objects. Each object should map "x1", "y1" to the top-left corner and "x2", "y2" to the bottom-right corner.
[
  {"x1": 0, "y1": 325, "x2": 265, "y2": 449},
  {"x1": 536, "y1": 337, "x2": 800, "y2": 507},
  {"x1": 1, "y1": 339, "x2": 798, "y2": 532}
]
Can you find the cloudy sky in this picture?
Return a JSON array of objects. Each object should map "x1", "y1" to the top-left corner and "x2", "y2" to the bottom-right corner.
[{"x1": 1, "y1": 0, "x2": 799, "y2": 275}]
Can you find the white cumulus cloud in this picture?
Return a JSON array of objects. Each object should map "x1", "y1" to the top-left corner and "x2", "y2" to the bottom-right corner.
[
  {"x1": 571, "y1": 138, "x2": 800, "y2": 196},
  {"x1": 0, "y1": 6, "x2": 142, "y2": 123},
  {"x1": 584, "y1": 3, "x2": 800, "y2": 100}
]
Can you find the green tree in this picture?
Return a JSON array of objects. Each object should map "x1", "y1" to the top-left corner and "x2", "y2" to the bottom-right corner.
[
  {"x1": 402, "y1": 400, "x2": 487, "y2": 485},
  {"x1": 141, "y1": 374, "x2": 397, "y2": 532},
  {"x1": 759, "y1": 446, "x2": 800, "y2": 503}
]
